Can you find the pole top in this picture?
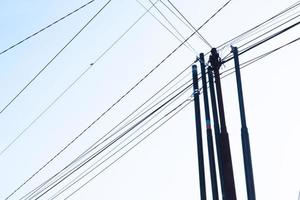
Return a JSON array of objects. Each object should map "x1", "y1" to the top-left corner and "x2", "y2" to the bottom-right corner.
[{"x1": 209, "y1": 48, "x2": 221, "y2": 70}]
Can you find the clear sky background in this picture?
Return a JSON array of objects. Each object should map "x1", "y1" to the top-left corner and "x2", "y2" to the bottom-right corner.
[{"x1": 0, "y1": 0, "x2": 299, "y2": 199}]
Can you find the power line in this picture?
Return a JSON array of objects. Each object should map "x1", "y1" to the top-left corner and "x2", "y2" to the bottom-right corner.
[
  {"x1": 0, "y1": 0, "x2": 160, "y2": 158},
  {"x1": 222, "y1": 20, "x2": 300, "y2": 64},
  {"x1": 135, "y1": 0, "x2": 197, "y2": 54},
  {"x1": 165, "y1": 0, "x2": 213, "y2": 48},
  {"x1": 63, "y1": 35, "x2": 300, "y2": 199},
  {"x1": 221, "y1": 11, "x2": 300, "y2": 61},
  {"x1": 238, "y1": 13, "x2": 300, "y2": 50},
  {"x1": 22, "y1": 82, "x2": 192, "y2": 200},
  {"x1": 220, "y1": 36, "x2": 300, "y2": 79},
  {"x1": 0, "y1": 0, "x2": 96, "y2": 56},
  {"x1": 63, "y1": 99, "x2": 192, "y2": 200},
  {"x1": 0, "y1": 0, "x2": 113, "y2": 114},
  {"x1": 217, "y1": 0, "x2": 300, "y2": 51},
  {"x1": 4, "y1": 1, "x2": 232, "y2": 197},
  {"x1": 147, "y1": 0, "x2": 198, "y2": 54}
]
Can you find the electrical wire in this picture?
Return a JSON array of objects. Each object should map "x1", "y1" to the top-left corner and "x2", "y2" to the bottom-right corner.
[
  {"x1": 135, "y1": 0, "x2": 197, "y2": 54},
  {"x1": 50, "y1": 35, "x2": 300, "y2": 198},
  {"x1": 222, "y1": 20, "x2": 300, "y2": 64},
  {"x1": 0, "y1": 0, "x2": 160, "y2": 158},
  {"x1": 22, "y1": 81, "x2": 192, "y2": 200},
  {"x1": 48, "y1": 97, "x2": 191, "y2": 200},
  {"x1": 59, "y1": 34, "x2": 300, "y2": 197},
  {"x1": 220, "y1": 36, "x2": 300, "y2": 79},
  {"x1": 147, "y1": 0, "x2": 198, "y2": 54},
  {"x1": 217, "y1": 0, "x2": 300, "y2": 51},
  {"x1": 63, "y1": 99, "x2": 192, "y2": 200},
  {"x1": 4, "y1": 1, "x2": 232, "y2": 198},
  {"x1": 165, "y1": 0, "x2": 213, "y2": 48},
  {"x1": 221, "y1": 11, "x2": 300, "y2": 61},
  {"x1": 0, "y1": 0, "x2": 96, "y2": 56},
  {"x1": 0, "y1": 0, "x2": 112, "y2": 114}
]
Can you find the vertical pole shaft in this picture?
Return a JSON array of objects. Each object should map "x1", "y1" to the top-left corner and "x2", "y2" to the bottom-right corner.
[
  {"x1": 192, "y1": 64, "x2": 207, "y2": 200},
  {"x1": 232, "y1": 46, "x2": 256, "y2": 200},
  {"x1": 209, "y1": 48, "x2": 237, "y2": 200},
  {"x1": 199, "y1": 54, "x2": 219, "y2": 200},
  {"x1": 208, "y1": 68, "x2": 226, "y2": 200}
]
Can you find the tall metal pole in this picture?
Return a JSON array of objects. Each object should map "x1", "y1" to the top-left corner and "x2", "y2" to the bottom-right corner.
[
  {"x1": 192, "y1": 64, "x2": 207, "y2": 200},
  {"x1": 232, "y1": 46, "x2": 256, "y2": 200},
  {"x1": 208, "y1": 67, "x2": 226, "y2": 200},
  {"x1": 199, "y1": 53, "x2": 219, "y2": 200},
  {"x1": 209, "y1": 48, "x2": 237, "y2": 200}
]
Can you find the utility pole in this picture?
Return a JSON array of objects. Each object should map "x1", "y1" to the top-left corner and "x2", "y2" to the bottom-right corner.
[
  {"x1": 209, "y1": 48, "x2": 237, "y2": 200},
  {"x1": 192, "y1": 64, "x2": 207, "y2": 200},
  {"x1": 232, "y1": 46, "x2": 256, "y2": 200},
  {"x1": 208, "y1": 67, "x2": 226, "y2": 200},
  {"x1": 199, "y1": 53, "x2": 219, "y2": 200}
]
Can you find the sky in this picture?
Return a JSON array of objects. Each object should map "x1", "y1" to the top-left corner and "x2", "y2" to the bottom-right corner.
[{"x1": 0, "y1": 0, "x2": 300, "y2": 199}]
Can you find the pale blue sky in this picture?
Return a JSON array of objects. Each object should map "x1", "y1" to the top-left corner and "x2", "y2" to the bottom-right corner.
[{"x1": 0, "y1": 0, "x2": 299, "y2": 199}]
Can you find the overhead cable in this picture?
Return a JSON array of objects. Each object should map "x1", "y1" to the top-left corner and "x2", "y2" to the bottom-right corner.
[
  {"x1": 0, "y1": 0, "x2": 113, "y2": 114},
  {"x1": 0, "y1": 0, "x2": 96, "y2": 56}
]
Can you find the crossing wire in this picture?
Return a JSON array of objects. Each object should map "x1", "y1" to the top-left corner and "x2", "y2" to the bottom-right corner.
[
  {"x1": 221, "y1": 11, "x2": 300, "y2": 61},
  {"x1": 18, "y1": 72, "x2": 193, "y2": 200},
  {"x1": 220, "y1": 36, "x2": 300, "y2": 79},
  {"x1": 217, "y1": 0, "x2": 300, "y2": 51},
  {"x1": 136, "y1": 0, "x2": 197, "y2": 54},
  {"x1": 48, "y1": 36, "x2": 300, "y2": 198},
  {"x1": 0, "y1": 0, "x2": 160, "y2": 158},
  {"x1": 63, "y1": 99, "x2": 192, "y2": 200},
  {"x1": 165, "y1": 0, "x2": 213, "y2": 48},
  {"x1": 147, "y1": 0, "x2": 198, "y2": 54},
  {"x1": 2, "y1": 1, "x2": 161, "y2": 199},
  {"x1": 0, "y1": 0, "x2": 96, "y2": 56},
  {"x1": 54, "y1": 35, "x2": 300, "y2": 197},
  {"x1": 222, "y1": 20, "x2": 300, "y2": 64},
  {"x1": 0, "y1": 0, "x2": 113, "y2": 114},
  {"x1": 4, "y1": 1, "x2": 231, "y2": 198},
  {"x1": 22, "y1": 83, "x2": 192, "y2": 200}
]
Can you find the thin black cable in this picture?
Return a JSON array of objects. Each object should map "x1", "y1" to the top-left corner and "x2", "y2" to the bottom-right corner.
[
  {"x1": 0, "y1": 0, "x2": 96, "y2": 56},
  {"x1": 25, "y1": 76, "x2": 194, "y2": 200},
  {"x1": 135, "y1": 0, "x2": 196, "y2": 54},
  {"x1": 48, "y1": 34, "x2": 300, "y2": 200},
  {"x1": 222, "y1": 20, "x2": 300, "y2": 64},
  {"x1": 165, "y1": 0, "x2": 213, "y2": 48},
  {"x1": 221, "y1": 12, "x2": 300, "y2": 61},
  {"x1": 48, "y1": 97, "x2": 191, "y2": 200},
  {"x1": 5, "y1": 2, "x2": 230, "y2": 197},
  {"x1": 0, "y1": 0, "x2": 160, "y2": 158},
  {"x1": 239, "y1": 13, "x2": 300, "y2": 49},
  {"x1": 221, "y1": 36, "x2": 300, "y2": 79},
  {"x1": 217, "y1": 0, "x2": 300, "y2": 50},
  {"x1": 63, "y1": 100, "x2": 192, "y2": 200},
  {"x1": 63, "y1": 35, "x2": 300, "y2": 198},
  {"x1": 16, "y1": 70, "x2": 193, "y2": 200},
  {"x1": 147, "y1": 0, "x2": 198, "y2": 54},
  {"x1": 25, "y1": 83, "x2": 190, "y2": 200},
  {"x1": 0, "y1": 0, "x2": 112, "y2": 114}
]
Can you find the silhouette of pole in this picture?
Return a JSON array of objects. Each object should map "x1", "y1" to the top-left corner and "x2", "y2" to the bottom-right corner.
[
  {"x1": 209, "y1": 48, "x2": 237, "y2": 200},
  {"x1": 232, "y1": 46, "x2": 256, "y2": 200},
  {"x1": 199, "y1": 53, "x2": 219, "y2": 200},
  {"x1": 192, "y1": 64, "x2": 207, "y2": 200},
  {"x1": 208, "y1": 67, "x2": 226, "y2": 200}
]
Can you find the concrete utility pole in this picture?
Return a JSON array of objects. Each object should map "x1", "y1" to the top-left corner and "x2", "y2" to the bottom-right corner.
[
  {"x1": 208, "y1": 67, "x2": 226, "y2": 200},
  {"x1": 192, "y1": 64, "x2": 207, "y2": 200},
  {"x1": 209, "y1": 48, "x2": 237, "y2": 200},
  {"x1": 199, "y1": 53, "x2": 219, "y2": 200},
  {"x1": 232, "y1": 46, "x2": 256, "y2": 200}
]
